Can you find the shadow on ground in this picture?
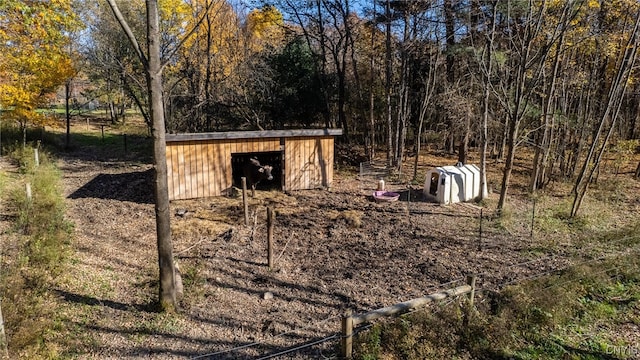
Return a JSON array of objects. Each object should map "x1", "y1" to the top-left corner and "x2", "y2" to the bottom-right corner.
[{"x1": 68, "y1": 169, "x2": 154, "y2": 204}]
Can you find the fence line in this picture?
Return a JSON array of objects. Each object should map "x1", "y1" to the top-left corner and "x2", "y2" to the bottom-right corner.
[
  {"x1": 190, "y1": 313, "x2": 342, "y2": 359},
  {"x1": 255, "y1": 333, "x2": 341, "y2": 360},
  {"x1": 341, "y1": 277, "x2": 476, "y2": 359},
  {"x1": 342, "y1": 246, "x2": 640, "y2": 359}
]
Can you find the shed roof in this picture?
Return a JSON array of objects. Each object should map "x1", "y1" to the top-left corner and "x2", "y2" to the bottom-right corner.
[{"x1": 166, "y1": 129, "x2": 343, "y2": 142}]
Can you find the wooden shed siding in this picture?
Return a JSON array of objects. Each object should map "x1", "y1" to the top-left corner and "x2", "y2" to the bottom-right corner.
[
  {"x1": 166, "y1": 138, "x2": 284, "y2": 200},
  {"x1": 283, "y1": 136, "x2": 334, "y2": 191}
]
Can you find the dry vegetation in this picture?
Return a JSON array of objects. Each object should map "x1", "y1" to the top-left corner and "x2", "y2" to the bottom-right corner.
[{"x1": 1, "y1": 117, "x2": 639, "y2": 359}]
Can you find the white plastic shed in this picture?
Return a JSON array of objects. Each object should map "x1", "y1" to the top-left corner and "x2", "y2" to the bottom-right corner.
[{"x1": 424, "y1": 164, "x2": 481, "y2": 204}]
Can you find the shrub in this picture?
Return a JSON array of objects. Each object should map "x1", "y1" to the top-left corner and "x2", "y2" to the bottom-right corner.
[{"x1": 1, "y1": 147, "x2": 73, "y2": 358}]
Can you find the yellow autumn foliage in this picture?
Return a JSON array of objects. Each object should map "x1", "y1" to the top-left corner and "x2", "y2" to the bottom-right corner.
[
  {"x1": 0, "y1": 0, "x2": 79, "y2": 125},
  {"x1": 246, "y1": 5, "x2": 285, "y2": 52}
]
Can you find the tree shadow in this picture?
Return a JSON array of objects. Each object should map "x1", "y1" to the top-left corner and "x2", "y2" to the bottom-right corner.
[
  {"x1": 67, "y1": 169, "x2": 154, "y2": 204},
  {"x1": 54, "y1": 289, "x2": 156, "y2": 313}
]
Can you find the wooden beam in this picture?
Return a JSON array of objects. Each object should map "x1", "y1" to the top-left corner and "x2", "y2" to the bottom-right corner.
[
  {"x1": 166, "y1": 129, "x2": 343, "y2": 142},
  {"x1": 351, "y1": 284, "x2": 472, "y2": 326}
]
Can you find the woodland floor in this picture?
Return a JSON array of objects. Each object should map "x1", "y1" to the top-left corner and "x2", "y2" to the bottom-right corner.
[{"x1": 15, "y1": 118, "x2": 640, "y2": 359}]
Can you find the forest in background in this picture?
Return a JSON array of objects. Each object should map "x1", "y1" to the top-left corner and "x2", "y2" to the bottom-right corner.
[
  {"x1": 2, "y1": 0, "x2": 640, "y2": 215},
  {"x1": 2, "y1": 2, "x2": 640, "y2": 356}
]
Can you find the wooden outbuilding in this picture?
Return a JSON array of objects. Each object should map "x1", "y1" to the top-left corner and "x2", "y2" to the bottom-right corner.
[{"x1": 165, "y1": 129, "x2": 342, "y2": 200}]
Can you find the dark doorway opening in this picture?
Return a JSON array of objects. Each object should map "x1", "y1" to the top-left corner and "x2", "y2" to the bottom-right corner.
[
  {"x1": 231, "y1": 151, "x2": 283, "y2": 191},
  {"x1": 429, "y1": 173, "x2": 439, "y2": 196}
]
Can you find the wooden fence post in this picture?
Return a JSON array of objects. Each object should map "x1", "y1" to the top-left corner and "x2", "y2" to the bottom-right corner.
[
  {"x1": 34, "y1": 148, "x2": 39, "y2": 167},
  {"x1": 241, "y1": 177, "x2": 249, "y2": 226},
  {"x1": 0, "y1": 299, "x2": 7, "y2": 359},
  {"x1": 26, "y1": 183, "x2": 32, "y2": 201},
  {"x1": 466, "y1": 275, "x2": 476, "y2": 309},
  {"x1": 478, "y1": 209, "x2": 483, "y2": 251},
  {"x1": 267, "y1": 207, "x2": 275, "y2": 269},
  {"x1": 463, "y1": 275, "x2": 477, "y2": 330},
  {"x1": 341, "y1": 310, "x2": 353, "y2": 359},
  {"x1": 530, "y1": 199, "x2": 536, "y2": 239}
]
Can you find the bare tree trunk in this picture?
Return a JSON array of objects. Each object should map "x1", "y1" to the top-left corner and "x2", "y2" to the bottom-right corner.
[
  {"x1": 385, "y1": 0, "x2": 393, "y2": 167},
  {"x1": 497, "y1": 114, "x2": 519, "y2": 210},
  {"x1": 498, "y1": 116, "x2": 507, "y2": 161},
  {"x1": 629, "y1": 100, "x2": 639, "y2": 139},
  {"x1": 572, "y1": 10, "x2": 640, "y2": 217},
  {"x1": 146, "y1": 0, "x2": 176, "y2": 310},
  {"x1": 444, "y1": 0, "x2": 456, "y2": 159},
  {"x1": 65, "y1": 81, "x2": 71, "y2": 149},
  {"x1": 106, "y1": 0, "x2": 177, "y2": 311},
  {"x1": 395, "y1": 11, "x2": 411, "y2": 172},
  {"x1": 21, "y1": 121, "x2": 26, "y2": 149},
  {"x1": 635, "y1": 161, "x2": 640, "y2": 179},
  {"x1": 497, "y1": 0, "x2": 561, "y2": 211},
  {"x1": 413, "y1": 49, "x2": 439, "y2": 181},
  {"x1": 368, "y1": 0, "x2": 377, "y2": 161},
  {"x1": 479, "y1": 2, "x2": 498, "y2": 200},
  {"x1": 531, "y1": 21, "x2": 566, "y2": 192},
  {"x1": 480, "y1": 85, "x2": 490, "y2": 199},
  {"x1": 458, "y1": 116, "x2": 470, "y2": 165},
  {"x1": 569, "y1": 86, "x2": 592, "y2": 179}
]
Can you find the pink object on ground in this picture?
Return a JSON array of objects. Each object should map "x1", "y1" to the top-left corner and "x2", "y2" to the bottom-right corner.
[{"x1": 373, "y1": 191, "x2": 400, "y2": 202}]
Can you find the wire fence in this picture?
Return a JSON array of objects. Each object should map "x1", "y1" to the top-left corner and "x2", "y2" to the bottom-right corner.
[{"x1": 191, "y1": 313, "x2": 342, "y2": 360}]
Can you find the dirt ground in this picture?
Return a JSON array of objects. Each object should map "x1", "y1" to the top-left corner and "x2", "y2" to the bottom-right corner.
[{"x1": 48, "y1": 123, "x2": 640, "y2": 359}]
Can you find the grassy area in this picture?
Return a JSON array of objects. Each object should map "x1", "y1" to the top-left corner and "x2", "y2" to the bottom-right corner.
[
  {"x1": 0, "y1": 146, "x2": 74, "y2": 359},
  {"x1": 353, "y1": 225, "x2": 640, "y2": 360},
  {"x1": 0, "y1": 114, "x2": 152, "y2": 162}
]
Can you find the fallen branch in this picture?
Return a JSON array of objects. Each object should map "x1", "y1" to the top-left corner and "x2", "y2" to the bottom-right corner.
[
  {"x1": 175, "y1": 236, "x2": 209, "y2": 255},
  {"x1": 275, "y1": 231, "x2": 296, "y2": 263}
]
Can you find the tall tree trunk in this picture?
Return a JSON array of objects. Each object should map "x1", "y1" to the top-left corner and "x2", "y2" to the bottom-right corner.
[
  {"x1": 569, "y1": 85, "x2": 592, "y2": 179},
  {"x1": 531, "y1": 20, "x2": 566, "y2": 192},
  {"x1": 444, "y1": 0, "x2": 455, "y2": 84},
  {"x1": 497, "y1": 113, "x2": 519, "y2": 210},
  {"x1": 630, "y1": 101, "x2": 639, "y2": 139},
  {"x1": 444, "y1": 0, "x2": 457, "y2": 160},
  {"x1": 498, "y1": 116, "x2": 507, "y2": 161},
  {"x1": 497, "y1": 0, "x2": 555, "y2": 211},
  {"x1": 480, "y1": 84, "x2": 490, "y2": 199},
  {"x1": 572, "y1": 10, "x2": 640, "y2": 217},
  {"x1": 479, "y1": 2, "x2": 497, "y2": 200},
  {"x1": 204, "y1": 11, "x2": 213, "y2": 131},
  {"x1": 65, "y1": 81, "x2": 71, "y2": 149},
  {"x1": 385, "y1": 0, "x2": 393, "y2": 167},
  {"x1": 368, "y1": 0, "x2": 377, "y2": 161},
  {"x1": 107, "y1": 0, "x2": 178, "y2": 311},
  {"x1": 458, "y1": 116, "x2": 470, "y2": 165},
  {"x1": 146, "y1": 0, "x2": 177, "y2": 310},
  {"x1": 395, "y1": 11, "x2": 411, "y2": 171},
  {"x1": 413, "y1": 49, "x2": 439, "y2": 181}
]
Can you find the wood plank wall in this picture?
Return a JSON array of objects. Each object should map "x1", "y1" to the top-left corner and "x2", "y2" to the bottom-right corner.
[
  {"x1": 284, "y1": 136, "x2": 334, "y2": 191},
  {"x1": 166, "y1": 138, "x2": 281, "y2": 200}
]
